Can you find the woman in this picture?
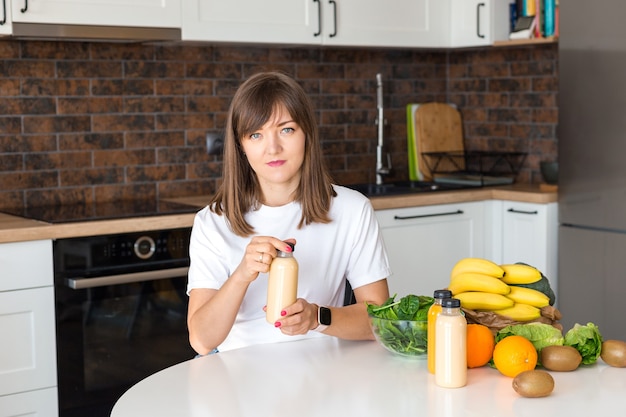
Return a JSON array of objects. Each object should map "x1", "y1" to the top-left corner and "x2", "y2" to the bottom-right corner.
[{"x1": 187, "y1": 71, "x2": 390, "y2": 355}]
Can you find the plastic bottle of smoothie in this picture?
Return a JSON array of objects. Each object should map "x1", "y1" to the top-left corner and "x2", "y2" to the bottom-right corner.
[
  {"x1": 427, "y1": 289, "x2": 453, "y2": 374},
  {"x1": 266, "y1": 242, "x2": 298, "y2": 324},
  {"x1": 435, "y1": 297, "x2": 467, "y2": 388}
]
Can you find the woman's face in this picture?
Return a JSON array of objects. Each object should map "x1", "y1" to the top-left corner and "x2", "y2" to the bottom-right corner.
[{"x1": 240, "y1": 105, "x2": 305, "y2": 199}]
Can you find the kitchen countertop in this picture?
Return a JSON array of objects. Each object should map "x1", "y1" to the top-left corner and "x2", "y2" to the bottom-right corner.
[
  {"x1": 111, "y1": 336, "x2": 624, "y2": 417},
  {"x1": 0, "y1": 184, "x2": 557, "y2": 244}
]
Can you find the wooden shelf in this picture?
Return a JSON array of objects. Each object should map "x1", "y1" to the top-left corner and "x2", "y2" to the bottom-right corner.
[{"x1": 493, "y1": 36, "x2": 558, "y2": 47}]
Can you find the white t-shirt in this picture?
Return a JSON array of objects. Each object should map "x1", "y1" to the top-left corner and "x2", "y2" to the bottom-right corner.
[{"x1": 187, "y1": 185, "x2": 391, "y2": 352}]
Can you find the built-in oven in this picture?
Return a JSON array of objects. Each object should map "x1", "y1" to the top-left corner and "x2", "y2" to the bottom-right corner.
[{"x1": 53, "y1": 227, "x2": 197, "y2": 417}]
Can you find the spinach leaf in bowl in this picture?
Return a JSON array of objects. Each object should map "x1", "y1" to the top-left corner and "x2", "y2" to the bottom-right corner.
[{"x1": 367, "y1": 294, "x2": 434, "y2": 320}]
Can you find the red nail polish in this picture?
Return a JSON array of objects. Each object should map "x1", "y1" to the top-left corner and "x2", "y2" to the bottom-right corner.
[
  {"x1": 275, "y1": 322, "x2": 281, "y2": 328},
  {"x1": 280, "y1": 310, "x2": 287, "y2": 316},
  {"x1": 285, "y1": 245, "x2": 292, "y2": 252}
]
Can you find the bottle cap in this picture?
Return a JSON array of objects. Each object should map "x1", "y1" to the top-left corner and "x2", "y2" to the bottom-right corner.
[
  {"x1": 277, "y1": 242, "x2": 296, "y2": 257},
  {"x1": 442, "y1": 298, "x2": 461, "y2": 308},
  {"x1": 433, "y1": 289, "x2": 453, "y2": 299}
]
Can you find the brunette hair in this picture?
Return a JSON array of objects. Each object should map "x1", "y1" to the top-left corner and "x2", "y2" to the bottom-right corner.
[{"x1": 208, "y1": 71, "x2": 336, "y2": 237}]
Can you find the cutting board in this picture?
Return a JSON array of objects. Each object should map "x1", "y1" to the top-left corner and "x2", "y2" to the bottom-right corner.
[{"x1": 413, "y1": 103, "x2": 465, "y2": 179}]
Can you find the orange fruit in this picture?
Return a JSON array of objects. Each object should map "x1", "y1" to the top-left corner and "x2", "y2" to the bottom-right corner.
[
  {"x1": 466, "y1": 324, "x2": 495, "y2": 368},
  {"x1": 492, "y1": 335, "x2": 538, "y2": 377}
]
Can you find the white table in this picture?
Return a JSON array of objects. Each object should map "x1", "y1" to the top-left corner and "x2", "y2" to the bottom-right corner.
[{"x1": 111, "y1": 337, "x2": 626, "y2": 417}]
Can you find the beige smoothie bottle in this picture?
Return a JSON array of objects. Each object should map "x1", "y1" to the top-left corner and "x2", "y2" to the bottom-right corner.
[
  {"x1": 266, "y1": 242, "x2": 298, "y2": 324},
  {"x1": 435, "y1": 297, "x2": 467, "y2": 388}
]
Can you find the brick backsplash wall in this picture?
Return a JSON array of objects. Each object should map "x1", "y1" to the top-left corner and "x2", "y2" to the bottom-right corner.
[{"x1": 0, "y1": 40, "x2": 558, "y2": 210}]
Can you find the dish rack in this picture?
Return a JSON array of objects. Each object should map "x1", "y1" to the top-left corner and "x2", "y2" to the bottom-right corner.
[{"x1": 421, "y1": 151, "x2": 527, "y2": 186}]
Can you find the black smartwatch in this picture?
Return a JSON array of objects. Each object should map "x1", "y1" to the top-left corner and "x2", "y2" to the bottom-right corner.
[{"x1": 315, "y1": 306, "x2": 331, "y2": 332}]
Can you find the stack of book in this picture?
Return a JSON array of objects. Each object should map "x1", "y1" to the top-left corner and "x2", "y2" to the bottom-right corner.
[{"x1": 509, "y1": 0, "x2": 559, "y2": 40}]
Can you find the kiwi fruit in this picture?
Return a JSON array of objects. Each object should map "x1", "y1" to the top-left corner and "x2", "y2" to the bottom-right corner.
[
  {"x1": 541, "y1": 345, "x2": 582, "y2": 371},
  {"x1": 512, "y1": 370, "x2": 554, "y2": 398},
  {"x1": 601, "y1": 340, "x2": 626, "y2": 367}
]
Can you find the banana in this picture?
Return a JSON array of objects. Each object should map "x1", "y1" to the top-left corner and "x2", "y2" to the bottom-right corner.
[
  {"x1": 500, "y1": 263, "x2": 542, "y2": 284},
  {"x1": 450, "y1": 258, "x2": 505, "y2": 280},
  {"x1": 493, "y1": 303, "x2": 541, "y2": 321},
  {"x1": 455, "y1": 291, "x2": 514, "y2": 311},
  {"x1": 505, "y1": 286, "x2": 550, "y2": 308},
  {"x1": 448, "y1": 272, "x2": 511, "y2": 296}
]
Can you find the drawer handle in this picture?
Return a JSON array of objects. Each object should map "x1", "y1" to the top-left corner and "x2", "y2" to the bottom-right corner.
[
  {"x1": 507, "y1": 208, "x2": 538, "y2": 215},
  {"x1": 394, "y1": 209, "x2": 463, "y2": 220}
]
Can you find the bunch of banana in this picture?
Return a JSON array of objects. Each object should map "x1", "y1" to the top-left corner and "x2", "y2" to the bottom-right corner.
[{"x1": 447, "y1": 258, "x2": 553, "y2": 322}]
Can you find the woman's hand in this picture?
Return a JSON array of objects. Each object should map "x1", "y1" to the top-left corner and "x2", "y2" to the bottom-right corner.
[
  {"x1": 232, "y1": 236, "x2": 296, "y2": 283},
  {"x1": 273, "y1": 298, "x2": 319, "y2": 335}
]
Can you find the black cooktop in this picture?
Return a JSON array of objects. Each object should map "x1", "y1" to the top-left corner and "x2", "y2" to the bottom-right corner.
[{"x1": 2, "y1": 198, "x2": 201, "y2": 224}]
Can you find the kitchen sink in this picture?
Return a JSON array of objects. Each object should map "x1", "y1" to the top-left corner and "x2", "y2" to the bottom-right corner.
[{"x1": 346, "y1": 181, "x2": 478, "y2": 197}]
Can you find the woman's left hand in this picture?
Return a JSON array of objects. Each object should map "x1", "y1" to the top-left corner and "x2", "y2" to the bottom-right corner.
[{"x1": 273, "y1": 298, "x2": 318, "y2": 335}]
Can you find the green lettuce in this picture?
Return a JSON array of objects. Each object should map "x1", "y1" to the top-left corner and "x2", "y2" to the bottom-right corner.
[
  {"x1": 496, "y1": 323, "x2": 564, "y2": 353},
  {"x1": 564, "y1": 322, "x2": 603, "y2": 365}
]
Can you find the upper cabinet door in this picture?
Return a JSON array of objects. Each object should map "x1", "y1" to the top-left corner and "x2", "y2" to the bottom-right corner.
[
  {"x1": 11, "y1": 0, "x2": 181, "y2": 28},
  {"x1": 323, "y1": 0, "x2": 448, "y2": 48},
  {"x1": 449, "y1": 0, "x2": 510, "y2": 47},
  {"x1": 0, "y1": 0, "x2": 12, "y2": 36},
  {"x1": 182, "y1": 0, "x2": 320, "y2": 44}
]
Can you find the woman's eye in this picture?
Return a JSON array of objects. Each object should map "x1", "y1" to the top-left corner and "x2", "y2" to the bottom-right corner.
[
  {"x1": 281, "y1": 127, "x2": 295, "y2": 134},
  {"x1": 249, "y1": 132, "x2": 261, "y2": 140}
]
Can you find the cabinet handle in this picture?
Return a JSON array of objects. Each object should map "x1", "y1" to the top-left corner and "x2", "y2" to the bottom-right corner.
[
  {"x1": 329, "y1": 0, "x2": 337, "y2": 37},
  {"x1": 507, "y1": 208, "x2": 538, "y2": 215},
  {"x1": 313, "y1": 0, "x2": 321, "y2": 37},
  {"x1": 394, "y1": 209, "x2": 463, "y2": 220},
  {"x1": 20, "y1": 0, "x2": 27, "y2": 13},
  {"x1": 476, "y1": 2, "x2": 485, "y2": 39},
  {"x1": 0, "y1": 0, "x2": 6, "y2": 25}
]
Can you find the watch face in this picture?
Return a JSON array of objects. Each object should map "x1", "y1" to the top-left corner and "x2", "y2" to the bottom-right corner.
[{"x1": 320, "y1": 307, "x2": 331, "y2": 326}]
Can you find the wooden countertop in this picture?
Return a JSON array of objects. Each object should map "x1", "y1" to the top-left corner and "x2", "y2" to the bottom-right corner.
[
  {"x1": 366, "y1": 183, "x2": 557, "y2": 210},
  {"x1": 0, "y1": 184, "x2": 556, "y2": 244}
]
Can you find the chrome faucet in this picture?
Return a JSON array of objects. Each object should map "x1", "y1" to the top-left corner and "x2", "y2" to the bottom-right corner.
[{"x1": 375, "y1": 73, "x2": 391, "y2": 185}]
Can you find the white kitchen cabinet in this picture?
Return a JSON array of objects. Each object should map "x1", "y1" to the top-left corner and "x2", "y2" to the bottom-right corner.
[
  {"x1": 0, "y1": 240, "x2": 57, "y2": 417},
  {"x1": 322, "y1": 0, "x2": 445, "y2": 48},
  {"x1": 376, "y1": 201, "x2": 486, "y2": 298},
  {"x1": 448, "y1": 0, "x2": 511, "y2": 47},
  {"x1": 182, "y1": 0, "x2": 448, "y2": 48},
  {"x1": 182, "y1": 0, "x2": 510, "y2": 47},
  {"x1": 0, "y1": 0, "x2": 11, "y2": 36},
  {"x1": 0, "y1": 388, "x2": 58, "y2": 417},
  {"x1": 492, "y1": 200, "x2": 559, "y2": 298},
  {"x1": 10, "y1": 0, "x2": 180, "y2": 29},
  {"x1": 182, "y1": 0, "x2": 317, "y2": 44}
]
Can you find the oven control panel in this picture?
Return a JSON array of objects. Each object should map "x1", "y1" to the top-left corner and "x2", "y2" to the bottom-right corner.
[{"x1": 54, "y1": 227, "x2": 191, "y2": 277}]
